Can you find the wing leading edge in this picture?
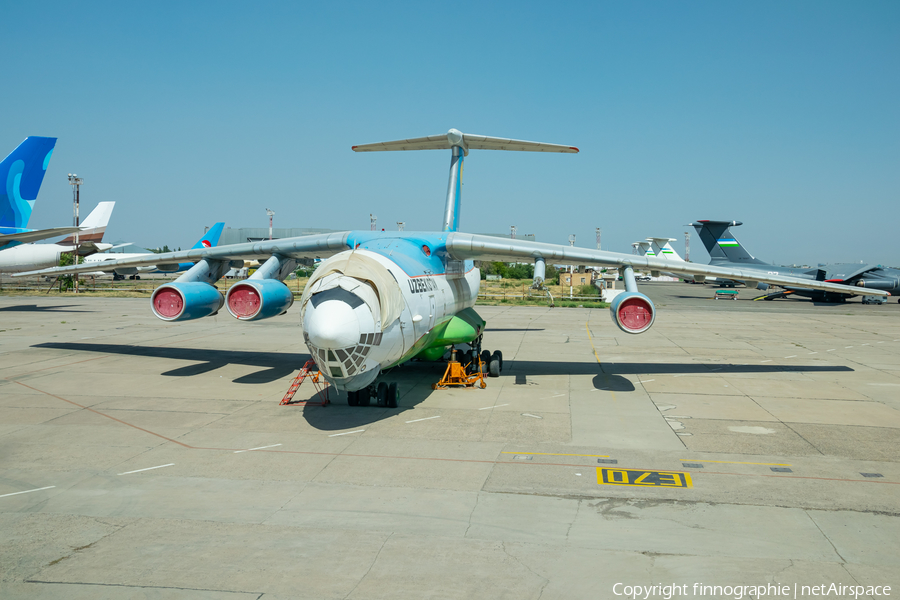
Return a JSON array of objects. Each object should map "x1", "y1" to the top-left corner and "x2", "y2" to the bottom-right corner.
[
  {"x1": 445, "y1": 233, "x2": 888, "y2": 298},
  {"x1": 13, "y1": 232, "x2": 352, "y2": 277}
]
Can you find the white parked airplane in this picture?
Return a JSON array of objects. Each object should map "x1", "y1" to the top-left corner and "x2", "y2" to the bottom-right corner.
[
  {"x1": 81, "y1": 222, "x2": 224, "y2": 279},
  {"x1": 18, "y1": 129, "x2": 887, "y2": 407},
  {"x1": 0, "y1": 201, "x2": 115, "y2": 274}
]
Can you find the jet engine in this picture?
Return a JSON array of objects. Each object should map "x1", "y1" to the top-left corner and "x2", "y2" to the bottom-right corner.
[
  {"x1": 151, "y1": 282, "x2": 224, "y2": 322},
  {"x1": 225, "y1": 279, "x2": 294, "y2": 321},
  {"x1": 609, "y1": 291, "x2": 656, "y2": 334}
]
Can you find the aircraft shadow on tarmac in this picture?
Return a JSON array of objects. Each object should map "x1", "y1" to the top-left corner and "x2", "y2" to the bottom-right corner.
[
  {"x1": 0, "y1": 304, "x2": 95, "y2": 313},
  {"x1": 33, "y1": 342, "x2": 853, "y2": 432},
  {"x1": 33, "y1": 342, "x2": 305, "y2": 384}
]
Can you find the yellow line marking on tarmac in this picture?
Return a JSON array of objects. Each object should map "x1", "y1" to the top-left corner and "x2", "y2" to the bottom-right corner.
[
  {"x1": 502, "y1": 452, "x2": 611, "y2": 458},
  {"x1": 680, "y1": 459, "x2": 792, "y2": 466}
]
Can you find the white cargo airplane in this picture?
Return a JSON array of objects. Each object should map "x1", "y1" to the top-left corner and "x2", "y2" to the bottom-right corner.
[
  {"x1": 17, "y1": 129, "x2": 887, "y2": 407},
  {"x1": 0, "y1": 201, "x2": 115, "y2": 274}
]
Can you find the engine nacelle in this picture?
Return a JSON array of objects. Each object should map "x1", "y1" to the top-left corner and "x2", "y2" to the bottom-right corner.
[
  {"x1": 609, "y1": 291, "x2": 656, "y2": 334},
  {"x1": 225, "y1": 279, "x2": 294, "y2": 321},
  {"x1": 151, "y1": 282, "x2": 224, "y2": 322}
]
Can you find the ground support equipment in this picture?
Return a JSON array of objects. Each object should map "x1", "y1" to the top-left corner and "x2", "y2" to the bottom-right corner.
[{"x1": 433, "y1": 348, "x2": 487, "y2": 390}]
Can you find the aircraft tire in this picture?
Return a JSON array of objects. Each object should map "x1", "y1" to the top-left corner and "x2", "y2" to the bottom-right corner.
[
  {"x1": 480, "y1": 350, "x2": 491, "y2": 374},
  {"x1": 489, "y1": 352, "x2": 501, "y2": 378},
  {"x1": 376, "y1": 382, "x2": 388, "y2": 406},
  {"x1": 387, "y1": 383, "x2": 398, "y2": 408},
  {"x1": 358, "y1": 387, "x2": 370, "y2": 407},
  {"x1": 496, "y1": 350, "x2": 503, "y2": 371},
  {"x1": 348, "y1": 391, "x2": 359, "y2": 406}
]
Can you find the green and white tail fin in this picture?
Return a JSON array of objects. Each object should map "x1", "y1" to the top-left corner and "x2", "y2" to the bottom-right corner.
[{"x1": 647, "y1": 237, "x2": 683, "y2": 261}]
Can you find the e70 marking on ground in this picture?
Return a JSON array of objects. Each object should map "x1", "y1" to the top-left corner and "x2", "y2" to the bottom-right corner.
[{"x1": 597, "y1": 468, "x2": 692, "y2": 488}]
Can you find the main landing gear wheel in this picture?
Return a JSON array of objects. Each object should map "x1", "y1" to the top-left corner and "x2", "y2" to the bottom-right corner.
[
  {"x1": 347, "y1": 390, "x2": 359, "y2": 406},
  {"x1": 358, "y1": 387, "x2": 371, "y2": 407},
  {"x1": 480, "y1": 350, "x2": 491, "y2": 374},
  {"x1": 489, "y1": 350, "x2": 503, "y2": 378},
  {"x1": 387, "y1": 382, "x2": 399, "y2": 408},
  {"x1": 376, "y1": 382, "x2": 388, "y2": 407}
]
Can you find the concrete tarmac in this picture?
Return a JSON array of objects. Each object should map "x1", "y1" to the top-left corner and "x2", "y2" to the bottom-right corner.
[{"x1": 1, "y1": 283, "x2": 898, "y2": 599}]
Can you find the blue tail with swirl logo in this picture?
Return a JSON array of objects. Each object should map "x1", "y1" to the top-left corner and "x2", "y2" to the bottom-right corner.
[{"x1": 0, "y1": 136, "x2": 57, "y2": 230}]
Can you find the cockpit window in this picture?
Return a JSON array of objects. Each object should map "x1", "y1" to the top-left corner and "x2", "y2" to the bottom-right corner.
[{"x1": 310, "y1": 286, "x2": 365, "y2": 309}]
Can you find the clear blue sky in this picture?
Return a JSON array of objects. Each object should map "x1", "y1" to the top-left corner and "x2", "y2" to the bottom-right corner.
[{"x1": 4, "y1": 1, "x2": 898, "y2": 266}]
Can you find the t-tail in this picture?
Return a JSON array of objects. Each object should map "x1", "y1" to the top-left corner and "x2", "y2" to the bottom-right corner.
[
  {"x1": 688, "y1": 220, "x2": 766, "y2": 265},
  {"x1": 352, "y1": 129, "x2": 578, "y2": 232},
  {"x1": 192, "y1": 222, "x2": 225, "y2": 249},
  {"x1": 633, "y1": 241, "x2": 654, "y2": 256},
  {"x1": 0, "y1": 136, "x2": 57, "y2": 230},
  {"x1": 647, "y1": 237, "x2": 684, "y2": 261}
]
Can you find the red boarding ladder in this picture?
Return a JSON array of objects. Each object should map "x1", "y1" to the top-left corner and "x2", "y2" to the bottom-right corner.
[{"x1": 281, "y1": 360, "x2": 330, "y2": 407}]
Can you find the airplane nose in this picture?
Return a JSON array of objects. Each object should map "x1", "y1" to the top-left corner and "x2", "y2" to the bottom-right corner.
[{"x1": 306, "y1": 299, "x2": 360, "y2": 349}]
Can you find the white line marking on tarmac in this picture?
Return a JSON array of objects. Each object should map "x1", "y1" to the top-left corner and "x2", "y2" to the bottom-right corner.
[
  {"x1": 827, "y1": 349, "x2": 835, "y2": 352},
  {"x1": 234, "y1": 444, "x2": 282, "y2": 453},
  {"x1": 641, "y1": 379, "x2": 656, "y2": 383},
  {"x1": 542, "y1": 394, "x2": 565, "y2": 399},
  {"x1": 406, "y1": 416, "x2": 440, "y2": 423},
  {"x1": 808, "y1": 352, "x2": 818, "y2": 354},
  {"x1": 119, "y1": 464, "x2": 174, "y2": 475},
  {"x1": 522, "y1": 413, "x2": 543, "y2": 419},
  {"x1": 877, "y1": 342, "x2": 885, "y2": 344},
  {"x1": 784, "y1": 355, "x2": 797, "y2": 359},
  {"x1": 845, "y1": 346, "x2": 854, "y2": 349},
  {"x1": 329, "y1": 429, "x2": 365, "y2": 437},
  {"x1": 861, "y1": 343, "x2": 870, "y2": 346},
  {"x1": 478, "y1": 404, "x2": 509, "y2": 410},
  {"x1": 0, "y1": 486, "x2": 55, "y2": 498},
  {"x1": 760, "y1": 360, "x2": 772, "y2": 363},
  {"x1": 868, "y1": 383, "x2": 900, "y2": 387}
]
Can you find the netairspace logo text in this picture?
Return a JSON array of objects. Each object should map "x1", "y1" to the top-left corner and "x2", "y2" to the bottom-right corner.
[{"x1": 612, "y1": 583, "x2": 891, "y2": 600}]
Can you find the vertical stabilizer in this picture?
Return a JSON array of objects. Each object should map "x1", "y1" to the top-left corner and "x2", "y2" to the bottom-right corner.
[
  {"x1": 192, "y1": 222, "x2": 225, "y2": 249},
  {"x1": 633, "y1": 241, "x2": 654, "y2": 256},
  {"x1": 688, "y1": 220, "x2": 766, "y2": 264},
  {"x1": 648, "y1": 237, "x2": 684, "y2": 261},
  {"x1": 60, "y1": 201, "x2": 115, "y2": 244},
  {"x1": 0, "y1": 136, "x2": 57, "y2": 229}
]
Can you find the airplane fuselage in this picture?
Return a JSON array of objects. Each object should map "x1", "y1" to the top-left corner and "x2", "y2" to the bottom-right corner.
[{"x1": 300, "y1": 231, "x2": 481, "y2": 392}]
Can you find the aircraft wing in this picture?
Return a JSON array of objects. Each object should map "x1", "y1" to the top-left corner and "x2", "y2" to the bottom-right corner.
[
  {"x1": 824, "y1": 264, "x2": 879, "y2": 283},
  {"x1": 0, "y1": 226, "x2": 82, "y2": 245},
  {"x1": 14, "y1": 232, "x2": 352, "y2": 277},
  {"x1": 445, "y1": 233, "x2": 889, "y2": 298}
]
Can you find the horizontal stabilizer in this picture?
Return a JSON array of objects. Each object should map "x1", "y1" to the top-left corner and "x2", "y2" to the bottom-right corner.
[{"x1": 352, "y1": 129, "x2": 578, "y2": 156}]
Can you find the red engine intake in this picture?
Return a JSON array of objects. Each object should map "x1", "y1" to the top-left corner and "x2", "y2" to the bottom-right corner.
[
  {"x1": 609, "y1": 292, "x2": 656, "y2": 334},
  {"x1": 225, "y1": 279, "x2": 294, "y2": 321}
]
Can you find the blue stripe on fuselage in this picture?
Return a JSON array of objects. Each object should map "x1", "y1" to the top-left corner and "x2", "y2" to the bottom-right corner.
[{"x1": 346, "y1": 231, "x2": 472, "y2": 277}]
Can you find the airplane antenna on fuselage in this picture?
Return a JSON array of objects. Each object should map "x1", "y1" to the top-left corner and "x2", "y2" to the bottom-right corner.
[{"x1": 352, "y1": 129, "x2": 578, "y2": 232}]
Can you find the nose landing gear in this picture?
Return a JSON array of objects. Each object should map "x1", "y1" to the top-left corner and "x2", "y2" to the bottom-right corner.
[{"x1": 348, "y1": 382, "x2": 399, "y2": 408}]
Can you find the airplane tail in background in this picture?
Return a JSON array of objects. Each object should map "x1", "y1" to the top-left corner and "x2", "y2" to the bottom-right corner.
[
  {"x1": 191, "y1": 222, "x2": 225, "y2": 249},
  {"x1": 633, "y1": 241, "x2": 654, "y2": 256},
  {"x1": 0, "y1": 136, "x2": 57, "y2": 229},
  {"x1": 647, "y1": 237, "x2": 684, "y2": 261},
  {"x1": 688, "y1": 220, "x2": 767, "y2": 265},
  {"x1": 60, "y1": 202, "x2": 115, "y2": 245}
]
